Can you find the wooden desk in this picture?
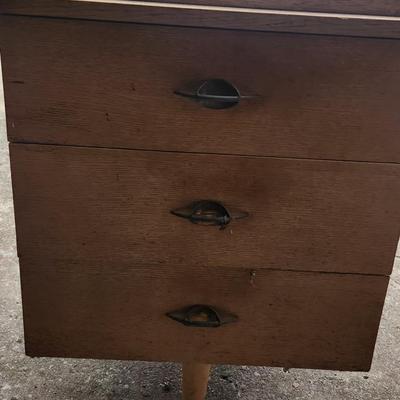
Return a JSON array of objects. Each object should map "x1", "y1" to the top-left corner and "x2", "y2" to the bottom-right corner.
[{"x1": 1, "y1": 1, "x2": 400, "y2": 398}]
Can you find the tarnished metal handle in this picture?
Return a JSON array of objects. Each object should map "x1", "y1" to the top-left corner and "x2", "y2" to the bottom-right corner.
[
  {"x1": 171, "y1": 200, "x2": 249, "y2": 229},
  {"x1": 174, "y1": 79, "x2": 256, "y2": 109},
  {"x1": 167, "y1": 305, "x2": 238, "y2": 328}
]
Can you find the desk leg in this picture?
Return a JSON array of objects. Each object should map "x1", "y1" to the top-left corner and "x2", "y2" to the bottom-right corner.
[{"x1": 182, "y1": 362, "x2": 211, "y2": 400}]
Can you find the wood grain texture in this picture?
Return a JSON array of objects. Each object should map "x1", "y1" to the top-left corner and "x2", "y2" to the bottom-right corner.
[
  {"x1": 140, "y1": 0, "x2": 400, "y2": 16},
  {"x1": 19, "y1": 259, "x2": 388, "y2": 371},
  {"x1": 182, "y1": 363, "x2": 211, "y2": 400},
  {"x1": 2, "y1": 17, "x2": 400, "y2": 163},
  {"x1": 2, "y1": 1, "x2": 400, "y2": 39},
  {"x1": 3, "y1": 0, "x2": 400, "y2": 16},
  {"x1": 10, "y1": 144, "x2": 400, "y2": 275}
]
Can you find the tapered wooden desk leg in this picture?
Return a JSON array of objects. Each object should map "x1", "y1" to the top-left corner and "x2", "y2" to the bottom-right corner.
[{"x1": 182, "y1": 362, "x2": 211, "y2": 400}]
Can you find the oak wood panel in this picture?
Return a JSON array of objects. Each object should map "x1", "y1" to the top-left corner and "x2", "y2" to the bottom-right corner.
[
  {"x1": 2, "y1": 1, "x2": 400, "y2": 39},
  {"x1": 10, "y1": 144, "x2": 400, "y2": 275},
  {"x1": 2, "y1": 17, "x2": 400, "y2": 163},
  {"x1": 20, "y1": 259, "x2": 388, "y2": 371}
]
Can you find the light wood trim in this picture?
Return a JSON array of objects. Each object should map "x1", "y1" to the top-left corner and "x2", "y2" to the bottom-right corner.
[
  {"x1": 182, "y1": 363, "x2": 211, "y2": 400},
  {"x1": 74, "y1": 0, "x2": 400, "y2": 21},
  {"x1": 84, "y1": 0, "x2": 400, "y2": 17}
]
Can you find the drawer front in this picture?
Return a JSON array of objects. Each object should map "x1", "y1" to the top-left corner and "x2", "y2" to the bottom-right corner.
[
  {"x1": 2, "y1": 17, "x2": 400, "y2": 163},
  {"x1": 20, "y1": 260, "x2": 387, "y2": 371},
  {"x1": 10, "y1": 144, "x2": 400, "y2": 275}
]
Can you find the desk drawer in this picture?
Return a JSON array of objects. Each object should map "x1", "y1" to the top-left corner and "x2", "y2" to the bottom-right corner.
[
  {"x1": 20, "y1": 260, "x2": 387, "y2": 371},
  {"x1": 10, "y1": 144, "x2": 400, "y2": 275},
  {"x1": 2, "y1": 16, "x2": 400, "y2": 162}
]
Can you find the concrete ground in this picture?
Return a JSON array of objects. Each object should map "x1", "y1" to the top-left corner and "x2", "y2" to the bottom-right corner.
[{"x1": 0, "y1": 69, "x2": 399, "y2": 400}]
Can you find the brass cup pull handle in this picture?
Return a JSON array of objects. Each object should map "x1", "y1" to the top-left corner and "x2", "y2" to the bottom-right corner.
[
  {"x1": 167, "y1": 305, "x2": 238, "y2": 328},
  {"x1": 174, "y1": 78, "x2": 257, "y2": 109},
  {"x1": 171, "y1": 200, "x2": 249, "y2": 229}
]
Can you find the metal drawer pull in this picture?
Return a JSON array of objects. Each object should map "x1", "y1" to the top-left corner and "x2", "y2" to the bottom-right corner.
[
  {"x1": 171, "y1": 200, "x2": 248, "y2": 229},
  {"x1": 174, "y1": 78, "x2": 256, "y2": 109},
  {"x1": 167, "y1": 305, "x2": 238, "y2": 328}
]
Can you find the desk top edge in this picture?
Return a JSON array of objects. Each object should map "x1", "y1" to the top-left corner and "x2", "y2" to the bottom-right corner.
[{"x1": 1, "y1": 0, "x2": 400, "y2": 39}]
